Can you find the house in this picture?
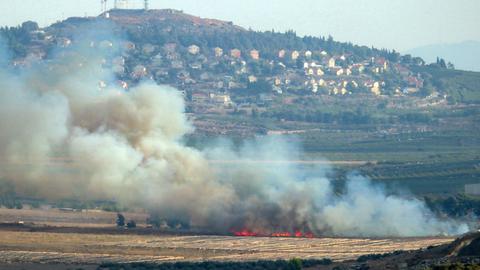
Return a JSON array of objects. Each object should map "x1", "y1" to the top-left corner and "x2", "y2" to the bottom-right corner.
[
  {"x1": 465, "y1": 184, "x2": 480, "y2": 196},
  {"x1": 328, "y1": 57, "x2": 336, "y2": 68},
  {"x1": 211, "y1": 93, "x2": 233, "y2": 106},
  {"x1": 278, "y1": 49, "x2": 286, "y2": 58},
  {"x1": 214, "y1": 47, "x2": 223, "y2": 57},
  {"x1": 248, "y1": 75, "x2": 258, "y2": 83},
  {"x1": 330, "y1": 67, "x2": 344, "y2": 76},
  {"x1": 274, "y1": 78, "x2": 282, "y2": 86},
  {"x1": 402, "y1": 87, "x2": 419, "y2": 94},
  {"x1": 230, "y1": 49, "x2": 242, "y2": 58},
  {"x1": 352, "y1": 64, "x2": 365, "y2": 74},
  {"x1": 250, "y1": 49, "x2": 260, "y2": 60},
  {"x1": 371, "y1": 82, "x2": 381, "y2": 96},
  {"x1": 192, "y1": 92, "x2": 210, "y2": 103},
  {"x1": 407, "y1": 76, "x2": 424, "y2": 88},
  {"x1": 188, "y1": 44, "x2": 200, "y2": 55},
  {"x1": 189, "y1": 62, "x2": 202, "y2": 69},
  {"x1": 330, "y1": 87, "x2": 348, "y2": 95},
  {"x1": 375, "y1": 57, "x2": 388, "y2": 70},
  {"x1": 155, "y1": 69, "x2": 169, "y2": 79},
  {"x1": 318, "y1": 79, "x2": 326, "y2": 86},
  {"x1": 132, "y1": 65, "x2": 147, "y2": 78},
  {"x1": 291, "y1": 50, "x2": 300, "y2": 60},
  {"x1": 151, "y1": 54, "x2": 163, "y2": 67},
  {"x1": 142, "y1": 43, "x2": 156, "y2": 55},
  {"x1": 199, "y1": 72, "x2": 210, "y2": 81},
  {"x1": 171, "y1": 60, "x2": 184, "y2": 69},
  {"x1": 166, "y1": 52, "x2": 180, "y2": 61},
  {"x1": 315, "y1": 68, "x2": 324, "y2": 76},
  {"x1": 395, "y1": 64, "x2": 410, "y2": 76},
  {"x1": 344, "y1": 68, "x2": 352, "y2": 76},
  {"x1": 320, "y1": 50, "x2": 328, "y2": 56},
  {"x1": 305, "y1": 50, "x2": 312, "y2": 58}
]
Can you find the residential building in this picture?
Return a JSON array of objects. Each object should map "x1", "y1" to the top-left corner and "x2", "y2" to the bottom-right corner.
[
  {"x1": 250, "y1": 49, "x2": 260, "y2": 60},
  {"x1": 328, "y1": 57, "x2": 336, "y2": 68},
  {"x1": 230, "y1": 49, "x2": 242, "y2": 58},
  {"x1": 214, "y1": 47, "x2": 223, "y2": 57},
  {"x1": 291, "y1": 50, "x2": 300, "y2": 60},
  {"x1": 188, "y1": 44, "x2": 200, "y2": 55}
]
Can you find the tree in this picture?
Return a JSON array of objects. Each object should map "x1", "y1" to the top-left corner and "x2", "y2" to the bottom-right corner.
[
  {"x1": 286, "y1": 258, "x2": 302, "y2": 270},
  {"x1": 116, "y1": 213, "x2": 125, "y2": 227},
  {"x1": 21, "y1": 21, "x2": 39, "y2": 32},
  {"x1": 247, "y1": 79, "x2": 272, "y2": 94},
  {"x1": 126, "y1": 220, "x2": 136, "y2": 228}
]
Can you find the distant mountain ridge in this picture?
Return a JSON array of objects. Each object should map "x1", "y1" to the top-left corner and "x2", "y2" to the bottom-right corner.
[{"x1": 405, "y1": 40, "x2": 480, "y2": 72}]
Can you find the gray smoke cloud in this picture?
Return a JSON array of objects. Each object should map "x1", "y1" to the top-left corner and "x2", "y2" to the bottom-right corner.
[{"x1": 0, "y1": 35, "x2": 470, "y2": 237}]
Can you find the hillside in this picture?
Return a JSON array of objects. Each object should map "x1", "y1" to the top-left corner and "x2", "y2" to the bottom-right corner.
[{"x1": 1, "y1": 9, "x2": 480, "y2": 199}]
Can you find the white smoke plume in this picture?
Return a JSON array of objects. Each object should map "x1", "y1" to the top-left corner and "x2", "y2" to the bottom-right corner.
[{"x1": 0, "y1": 34, "x2": 469, "y2": 237}]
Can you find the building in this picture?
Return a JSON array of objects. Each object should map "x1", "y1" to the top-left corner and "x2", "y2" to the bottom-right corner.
[
  {"x1": 142, "y1": 43, "x2": 156, "y2": 55},
  {"x1": 328, "y1": 57, "x2": 336, "y2": 68},
  {"x1": 230, "y1": 49, "x2": 242, "y2": 58},
  {"x1": 250, "y1": 49, "x2": 260, "y2": 60},
  {"x1": 211, "y1": 93, "x2": 233, "y2": 106},
  {"x1": 278, "y1": 49, "x2": 286, "y2": 58},
  {"x1": 291, "y1": 50, "x2": 300, "y2": 60},
  {"x1": 248, "y1": 75, "x2": 258, "y2": 83},
  {"x1": 371, "y1": 82, "x2": 381, "y2": 96},
  {"x1": 188, "y1": 44, "x2": 200, "y2": 55},
  {"x1": 465, "y1": 184, "x2": 480, "y2": 196},
  {"x1": 330, "y1": 67, "x2": 344, "y2": 76},
  {"x1": 132, "y1": 65, "x2": 147, "y2": 78},
  {"x1": 305, "y1": 50, "x2": 312, "y2": 58},
  {"x1": 214, "y1": 47, "x2": 224, "y2": 57}
]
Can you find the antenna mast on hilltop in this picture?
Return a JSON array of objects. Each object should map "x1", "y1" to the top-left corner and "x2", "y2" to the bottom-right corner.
[
  {"x1": 144, "y1": 0, "x2": 149, "y2": 10},
  {"x1": 101, "y1": 0, "x2": 108, "y2": 12}
]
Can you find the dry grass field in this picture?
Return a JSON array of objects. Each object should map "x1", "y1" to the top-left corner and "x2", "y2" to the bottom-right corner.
[
  {"x1": 0, "y1": 231, "x2": 453, "y2": 264},
  {"x1": 0, "y1": 208, "x2": 455, "y2": 266}
]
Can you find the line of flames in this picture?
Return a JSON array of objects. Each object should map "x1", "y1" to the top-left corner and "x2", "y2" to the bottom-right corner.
[{"x1": 232, "y1": 229, "x2": 315, "y2": 238}]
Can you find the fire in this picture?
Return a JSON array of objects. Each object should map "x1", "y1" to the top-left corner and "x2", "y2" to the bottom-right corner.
[
  {"x1": 271, "y1": 232, "x2": 292, "y2": 237},
  {"x1": 233, "y1": 229, "x2": 258, "y2": 237},
  {"x1": 232, "y1": 229, "x2": 315, "y2": 238}
]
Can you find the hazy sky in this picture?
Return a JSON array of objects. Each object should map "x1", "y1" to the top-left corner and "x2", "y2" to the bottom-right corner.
[{"x1": 1, "y1": 0, "x2": 479, "y2": 51}]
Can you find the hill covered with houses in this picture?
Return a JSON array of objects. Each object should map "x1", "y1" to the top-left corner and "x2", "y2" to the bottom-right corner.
[
  {"x1": 2, "y1": 9, "x2": 480, "y2": 196},
  {"x1": 2, "y1": 9, "x2": 480, "y2": 128}
]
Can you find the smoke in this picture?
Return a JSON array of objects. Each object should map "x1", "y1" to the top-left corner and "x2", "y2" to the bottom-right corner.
[{"x1": 0, "y1": 33, "x2": 470, "y2": 238}]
